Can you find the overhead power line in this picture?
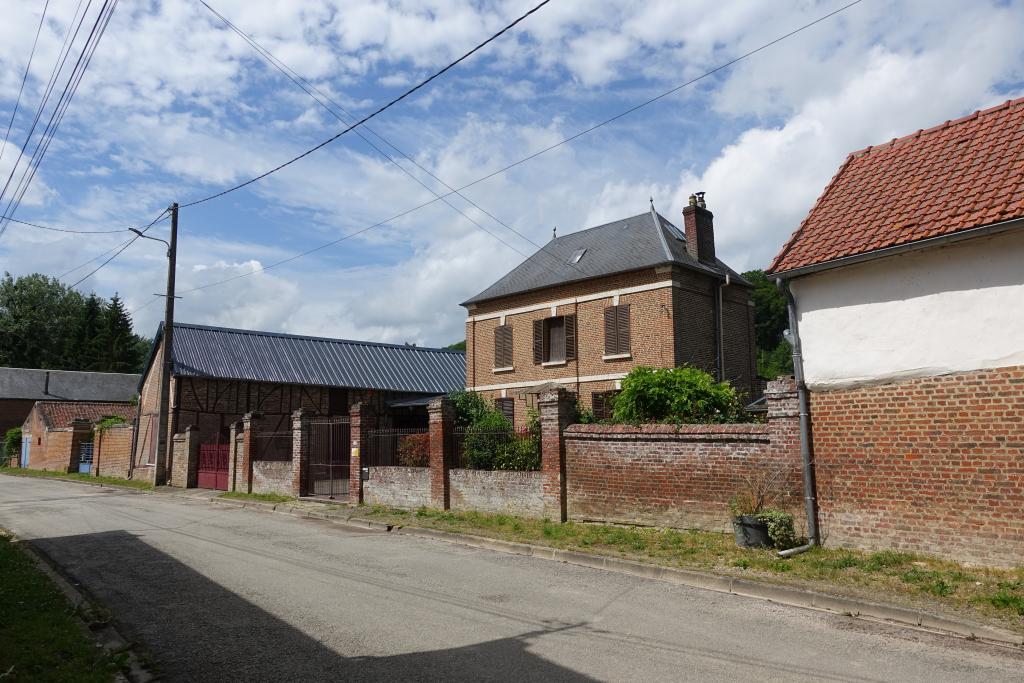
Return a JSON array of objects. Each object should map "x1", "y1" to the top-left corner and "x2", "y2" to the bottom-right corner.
[
  {"x1": 0, "y1": 0, "x2": 119, "y2": 238},
  {"x1": 175, "y1": 0, "x2": 864, "y2": 296},
  {"x1": 181, "y1": 0, "x2": 552, "y2": 208},
  {"x1": 66, "y1": 207, "x2": 169, "y2": 289},
  {"x1": 0, "y1": 1, "x2": 51, "y2": 165},
  {"x1": 5, "y1": 215, "x2": 132, "y2": 234},
  {"x1": 198, "y1": 0, "x2": 588, "y2": 272}
]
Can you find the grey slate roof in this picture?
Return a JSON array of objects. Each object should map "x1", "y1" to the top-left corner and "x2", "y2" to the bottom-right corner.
[
  {"x1": 0, "y1": 367, "x2": 140, "y2": 401},
  {"x1": 148, "y1": 323, "x2": 465, "y2": 395},
  {"x1": 461, "y1": 208, "x2": 749, "y2": 306}
]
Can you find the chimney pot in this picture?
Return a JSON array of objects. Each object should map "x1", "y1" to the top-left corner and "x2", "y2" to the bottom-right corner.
[{"x1": 682, "y1": 193, "x2": 716, "y2": 264}]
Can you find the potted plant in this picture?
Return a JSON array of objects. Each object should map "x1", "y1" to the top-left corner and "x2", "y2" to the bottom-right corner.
[{"x1": 729, "y1": 463, "x2": 798, "y2": 549}]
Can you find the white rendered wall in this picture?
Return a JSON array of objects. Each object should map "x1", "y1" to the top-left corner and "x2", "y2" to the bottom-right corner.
[{"x1": 791, "y1": 228, "x2": 1024, "y2": 389}]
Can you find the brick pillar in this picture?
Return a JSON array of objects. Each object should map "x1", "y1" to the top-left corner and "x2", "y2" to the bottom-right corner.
[
  {"x1": 349, "y1": 403, "x2": 376, "y2": 503},
  {"x1": 291, "y1": 408, "x2": 311, "y2": 497},
  {"x1": 228, "y1": 420, "x2": 241, "y2": 491},
  {"x1": 238, "y1": 412, "x2": 261, "y2": 494},
  {"x1": 539, "y1": 388, "x2": 575, "y2": 522},
  {"x1": 765, "y1": 376, "x2": 800, "y2": 461},
  {"x1": 427, "y1": 396, "x2": 453, "y2": 510},
  {"x1": 184, "y1": 425, "x2": 200, "y2": 488}
]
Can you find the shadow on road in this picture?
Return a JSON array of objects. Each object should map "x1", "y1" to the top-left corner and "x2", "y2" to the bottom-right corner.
[{"x1": 28, "y1": 530, "x2": 596, "y2": 682}]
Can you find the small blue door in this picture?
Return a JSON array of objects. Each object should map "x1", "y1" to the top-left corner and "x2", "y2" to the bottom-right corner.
[
  {"x1": 78, "y1": 442, "x2": 94, "y2": 474},
  {"x1": 20, "y1": 437, "x2": 29, "y2": 468}
]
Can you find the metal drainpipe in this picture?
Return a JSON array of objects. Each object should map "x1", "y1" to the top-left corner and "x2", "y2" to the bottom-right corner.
[
  {"x1": 716, "y1": 273, "x2": 730, "y2": 381},
  {"x1": 776, "y1": 278, "x2": 821, "y2": 557}
]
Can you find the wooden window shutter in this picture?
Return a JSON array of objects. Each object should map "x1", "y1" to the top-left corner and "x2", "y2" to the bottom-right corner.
[
  {"x1": 604, "y1": 306, "x2": 617, "y2": 354},
  {"x1": 533, "y1": 319, "x2": 544, "y2": 364},
  {"x1": 565, "y1": 314, "x2": 577, "y2": 361},
  {"x1": 495, "y1": 397, "x2": 514, "y2": 422},
  {"x1": 617, "y1": 304, "x2": 631, "y2": 354},
  {"x1": 494, "y1": 325, "x2": 512, "y2": 367}
]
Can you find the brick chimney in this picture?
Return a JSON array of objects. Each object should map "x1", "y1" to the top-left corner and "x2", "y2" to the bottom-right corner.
[{"x1": 682, "y1": 192, "x2": 715, "y2": 264}]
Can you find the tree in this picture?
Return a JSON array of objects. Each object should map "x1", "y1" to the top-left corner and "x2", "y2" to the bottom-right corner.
[
  {"x1": 0, "y1": 273, "x2": 152, "y2": 373},
  {"x1": 97, "y1": 294, "x2": 146, "y2": 373},
  {"x1": 742, "y1": 269, "x2": 793, "y2": 379},
  {"x1": 0, "y1": 272, "x2": 80, "y2": 368},
  {"x1": 446, "y1": 340, "x2": 466, "y2": 352}
]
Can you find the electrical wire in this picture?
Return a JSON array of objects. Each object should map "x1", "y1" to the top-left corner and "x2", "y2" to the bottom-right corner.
[
  {"x1": 180, "y1": 0, "x2": 552, "y2": 208},
  {"x1": 0, "y1": 1, "x2": 50, "y2": 165},
  {"x1": 198, "y1": 0, "x2": 570, "y2": 266},
  {"x1": 65, "y1": 207, "x2": 168, "y2": 288},
  {"x1": 0, "y1": 0, "x2": 92, "y2": 214},
  {"x1": 0, "y1": 0, "x2": 118, "y2": 237},
  {"x1": 175, "y1": 0, "x2": 864, "y2": 295},
  {"x1": 5, "y1": 215, "x2": 132, "y2": 234}
]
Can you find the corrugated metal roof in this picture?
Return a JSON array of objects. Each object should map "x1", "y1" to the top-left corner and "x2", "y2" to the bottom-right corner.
[
  {"x1": 0, "y1": 367, "x2": 140, "y2": 401},
  {"x1": 461, "y1": 209, "x2": 749, "y2": 306},
  {"x1": 160, "y1": 323, "x2": 465, "y2": 395}
]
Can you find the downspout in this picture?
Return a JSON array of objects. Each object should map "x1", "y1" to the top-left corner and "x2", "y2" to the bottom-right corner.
[
  {"x1": 128, "y1": 394, "x2": 141, "y2": 480},
  {"x1": 776, "y1": 278, "x2": 821, "y2": 557},
  {"x1": 716, "y1": 273, "x2": 730, "y2": 381}
]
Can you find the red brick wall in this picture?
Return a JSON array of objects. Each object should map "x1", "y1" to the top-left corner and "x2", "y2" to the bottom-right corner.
[
  {"x1": 811, "y1": 365, "x2": 1024, "y2": 567},
  {"x1": 93, "y1": 424, "x2": 133, "y2": 479},
  {"x1": 36, "y1": 429, "x2": 74, "y2": 472},
  {"x1": 563, "y1": 379, "x2": 801, "y2": 531}
]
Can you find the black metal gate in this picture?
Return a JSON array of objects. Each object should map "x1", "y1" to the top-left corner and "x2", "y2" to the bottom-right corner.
[{"x1": 307, "y1": 417, "x2": 350, "y2": 498}]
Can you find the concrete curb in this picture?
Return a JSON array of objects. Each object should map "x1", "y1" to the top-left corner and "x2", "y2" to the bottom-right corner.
[
  {"x1": 12, "y1": 538, "x2": 156, "y2": 682},
  {"x1": 367, "y1": 522, "x2": 1024, "y2": 649},
  {"x1": 0, "y1": 471, "x2": 152, "y2": 494}
]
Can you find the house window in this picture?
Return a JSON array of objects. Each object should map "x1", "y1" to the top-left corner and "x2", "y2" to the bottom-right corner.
[
  {"x1": 493, "y1": 325, "x2": 513, "y2": 368},
  {"x1": 533, "y1": 315, "x2": 576, "y2": 364},
  {"x1": 495, "y1": 397, "x2": 515, "y2": 423},
  {"x1": 604, "y1": 304, "x2": 631, "y2": 356},
  {"x1": 592, "y1": 390, "x2": 620, "y2": 421}
]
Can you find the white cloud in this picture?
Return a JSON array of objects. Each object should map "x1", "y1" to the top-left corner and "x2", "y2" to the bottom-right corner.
[{"x1": 1, "y1": 0, "x2": 1023, "y2": 351}]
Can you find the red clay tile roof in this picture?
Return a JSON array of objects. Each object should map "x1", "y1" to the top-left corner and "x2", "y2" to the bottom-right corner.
[
  {"x1": 36, "y1": 401, "x2": 136, "y2": 429},
  {"x1": 768, "y1": 97, "x2": 1024, "y2": 274}
]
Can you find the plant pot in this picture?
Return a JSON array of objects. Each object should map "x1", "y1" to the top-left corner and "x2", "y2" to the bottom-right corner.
[{"x1": 732, "y1": 515, "x2": 771, "y2": 548}]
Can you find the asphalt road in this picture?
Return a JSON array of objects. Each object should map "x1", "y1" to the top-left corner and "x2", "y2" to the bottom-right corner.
[{"x1": 1, "y1": 475, "x2": 1021, "y2": 682}]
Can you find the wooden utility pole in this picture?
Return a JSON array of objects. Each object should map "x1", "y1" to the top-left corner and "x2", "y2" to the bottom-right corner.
[{"x1": 154, "y1": 202, "x2": 178, "y2": 485}]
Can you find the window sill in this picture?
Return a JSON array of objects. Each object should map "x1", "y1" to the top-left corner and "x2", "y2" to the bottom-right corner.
[
  {"x1": 492, "y1": 366, "x2": 514, "y2": 374},
  {"x1": 542, "y1": 360, "x2": 567, "y2": 367},
  {"x1": 602, "y1": 353, "x2": 632, "y2": 361}
]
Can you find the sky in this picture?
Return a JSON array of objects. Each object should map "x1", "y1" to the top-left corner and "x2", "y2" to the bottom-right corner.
[{"x1": 0, "y1": 0, "x2": 1021, "y2": 348}]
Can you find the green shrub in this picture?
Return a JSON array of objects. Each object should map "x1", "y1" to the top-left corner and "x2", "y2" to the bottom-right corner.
[
  {"x1": 613, "y1": 366, "x2": 745, "y2": 424},
  {"x1": 756, "y1": 509, "x2": 798, "y2": 550},
  {"x1": 575, "y1": 403, "x2": 596, "y2": 424},
  {"x1": 463, "y1": 410, "x2": 513, "y2": 470},
  {"x1": 4, "y1": 427, "x2": 21, "y2": 460},
  {"x1": 492, "y1": 434, "x2": 540, "y2": 471},
  {"x1": 397, "y1": 433, "x2": 430, "y2": 467},
  {"x1": 95, "y1": 415, "x2": 128, "y2": 432},
  {"x1": 448, "y1": 390, "x2": 491, "y2": 428}
]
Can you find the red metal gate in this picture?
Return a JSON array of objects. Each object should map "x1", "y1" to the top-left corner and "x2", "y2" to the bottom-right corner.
[{"x1": 197, "y1": 443, "x2": 230, "y2": 490}]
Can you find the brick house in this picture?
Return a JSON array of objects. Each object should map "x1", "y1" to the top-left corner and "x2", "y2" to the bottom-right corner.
[
  {"x1": 461, "y1": 198, "x2": 758, "y2": 425},
  {"x1": 1, "y1": 367, "x2": 139, "y2": 461},
  {"x1": 21, "y1": 400, "x2": 136, "y2": 473},
  {"x1": 133, "y1": 322, "x2": 466, "y2": 487},
  {"x1": 767, "y1": 97, "x2": 1024, "y2": 566}
]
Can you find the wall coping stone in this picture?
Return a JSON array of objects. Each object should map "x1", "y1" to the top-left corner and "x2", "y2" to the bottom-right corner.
[{"x1": 565, "y1": 423, "x2": 769, "y2": 435}]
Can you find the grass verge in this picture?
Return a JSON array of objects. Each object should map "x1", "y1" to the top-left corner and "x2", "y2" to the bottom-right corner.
[
  {"x1": 0, "y1": 532, "x2": 120, "y2": 682},
  {"x1": 219, "y1": 491, "x2": 295, "y2": 504},
  {"x1": 361, "y1": 505, "x2": 1024, "y2": 634},
  {"x1": 0, "y1": 466, "x2": 152, "y2": 490}
]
